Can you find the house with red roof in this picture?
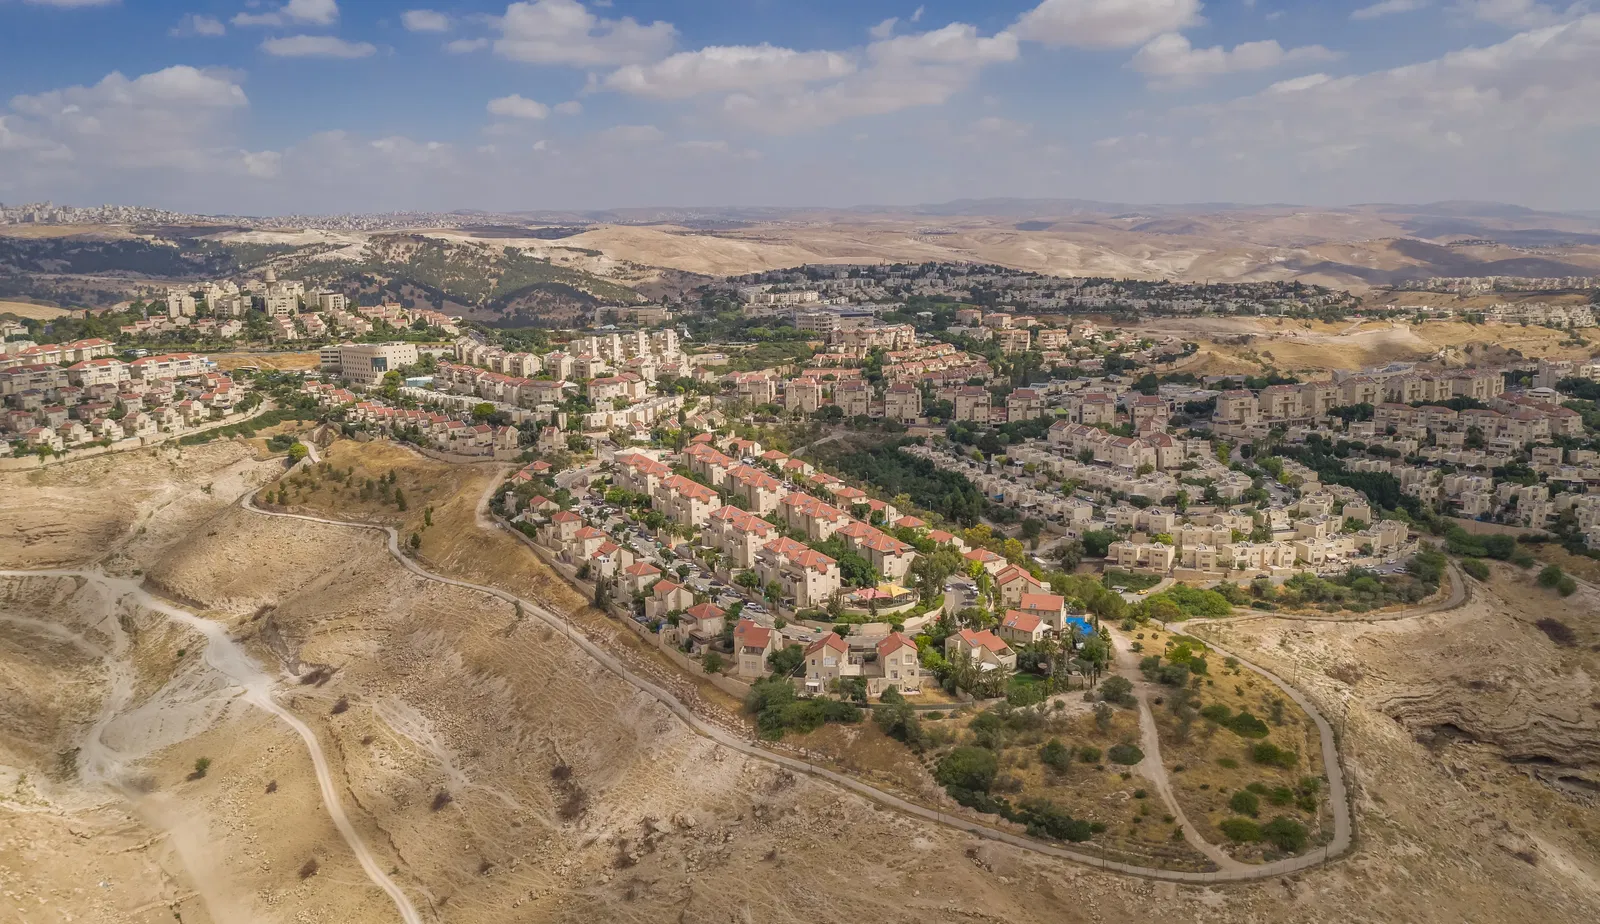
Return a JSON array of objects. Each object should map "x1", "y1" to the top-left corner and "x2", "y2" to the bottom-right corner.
[
  {"x1": 680, "y1": 602, "x2": 727, "y2": 646},
  {"x1": 945, "y1": 628, "x2": 1017, "y2": 670},
  {"x1": 733, "y1": 618, "x2": 779, "y2": 678},
  {"x1": 646, "y1": 579, "x2": 697, "y2": 621},
  {"x1": 964, "y1": 548, "x2": 1006, "y2": 576},
  {"x1": 620, "y1": 561, "x2": 664, "y2": 596},
  {"x1": 1018, "y1": 592, "x2": 1068, "y2": 629},
  {"x1": 995, "y1": 565, "x2": 1045, "y2": 607},
  {"x1": 999, "y1": 610, "x2": 1049, "y2": 646}
]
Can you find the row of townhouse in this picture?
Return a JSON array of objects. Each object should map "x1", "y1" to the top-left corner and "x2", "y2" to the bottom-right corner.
[
  {"x1": 1213, "y1": 371, "x2": 1505, "y2": 428},
  {"x1": 1374, "y1": 401, "x2": 1575, "y2": 444},
  {"x1": 0, "y1": 338, "x2": 115, "y2": 371},
  {"x1": 781, "y1": 378, "x2": 925, "y2": 421},
  {"x1": 120, "y1": 315, "x2": 244, "y2": 340},
  {"x1": 538, "y1": 510, "x2": 639, "y2": 582},
  {"x1": 342, "y1": 400, "x2": 520, "y2": 452},
  {"x1": 433, "y1": 361, "x2": 573, "y2": 408},
  {"x1": 582, "y1": 393, "x2": 684, "y2": 433},
  {"x1": 1046, "y1": 421, "x2": 1208, "y2": 471},
  {"x1": 971, "y1": 444, "x2": 1180, "y2": 501}
]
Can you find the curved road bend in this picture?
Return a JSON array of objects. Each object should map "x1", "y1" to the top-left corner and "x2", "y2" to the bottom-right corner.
[
  {"x1": 240, "y1": 496, "x2": 1358, "y2": 885},
  {"x1": 0, "y1": 567, "x2": 424, "y2": 924},
  {"x1": 1199, "y1": 561, "x2": 1470, "y2": 628}
]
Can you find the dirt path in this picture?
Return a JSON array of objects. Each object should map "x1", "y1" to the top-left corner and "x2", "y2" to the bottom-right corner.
[
  {"x1": 238, "y1": 496, "x2": 1363, "y2": 884},
  {"x1": 0, "y1": 567, "x2": 426, "y2": 924},
  {"x1": 1107, "y1": 627, "x2": 1252, "y2": 873}
]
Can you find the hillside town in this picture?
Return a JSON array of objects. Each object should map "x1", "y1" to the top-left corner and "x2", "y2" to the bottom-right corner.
[{"x1": 190, "y1": 281, "x2": 1593, "y2": 711}]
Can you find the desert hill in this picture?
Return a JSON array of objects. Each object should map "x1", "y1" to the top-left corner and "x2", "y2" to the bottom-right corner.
[{"x1": 2, "y1": 440, "x2": 1599, "y2": 923}]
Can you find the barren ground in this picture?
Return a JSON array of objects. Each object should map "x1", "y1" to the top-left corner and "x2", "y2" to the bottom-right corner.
[{"x1": 2, "y1": 439, "x2": 1598, "y2": 923}]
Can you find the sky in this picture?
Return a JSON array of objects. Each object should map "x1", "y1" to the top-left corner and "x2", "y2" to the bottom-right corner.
[{"x1": 1, "y1": 0, "x2": 1598, "y2": 215}]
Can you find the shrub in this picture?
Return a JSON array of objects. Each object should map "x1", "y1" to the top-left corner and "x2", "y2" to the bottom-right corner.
[
  {"x1": 1039, "y1": 738, "x2": 1074, "y2": 774},
  {"x1": 1107, "y1": 743, "x2": 1144, "y2": 765},
  {"x1": 1200, "y1": 703, "x2": 1232, "y2": 723},
  {"x1": 1078, "y1": 746, "x2": 1102, "y2": 763},
  {"x1": 1556, "y1": 575, "x2": 1578, "y2": 597},
  {"x1": 1536, "y1": 564, "x2": 1565, "y2": 588},
  {"x1": 1218, "y1": 817, "x2": 1262, "y2": 842},
  {"x1": 1226, "y1": 710, "x2": 1270, "y2": 739},
  {"x1": 937, "y1": 746, "x2": 999, "y2": 793},
  {"x1": 191, "y1": 757, "x2": 211, "y2": 779},
  {"x1": 1460, "y1": 558, "x2": 1490, "y2": 581},
  {"x1": 1262, "y1": 816, "x2": 1309, "y2": 853},
  {"x1": 1017, "y1": 798, "x2": 1096, "y2": 842},
  {"x1": 1229, "y1": 790, "x2": 1261, "y2": 816},
  {"x1": 1099, "y1": 675, "x2": 1135, "y2": 706},
  {"x1": 1251, "y1": 741, "x2": 1299, "y2": 769}
]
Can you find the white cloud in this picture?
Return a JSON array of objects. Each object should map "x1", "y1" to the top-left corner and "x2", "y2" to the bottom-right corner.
[
  {"x1": 599, "y1": 124, "x2": 665, "y2": 143},
  {"x1": 1351, "y1": 0, "x2": 1430, "y2": 20},
  {"x1": 1452, "y1": 0, "x2": 1580, "y2": 28},
  {"x1": 972, "y1": 116, "x2": 1032, "y2": 138},
  {"x1": 487, "y1": 94, "x2": 549, "y2": 119},
  {"x1": 532, "y1": 139, "x2": 550, "y2": 151},
  {"x1": 1014, "y1": 0, "x2": 1203, "y2": 49},
  {"x1": 234, "y1": 0, "x2": 340, "y2": 27},
  {"x1": 1132, "y1": 32, "x2": 1340, "y2": 87},
  {"x1": 494, "y1": 0, "x2": 676, "y2": 67},
  {"x1": 243, "y1": 150, "x2": 282, "y2": 178},
  {"x1": 911, "y1": 5, "x2": 925, "y2": 22},
  {"x1": 3, "y1": 66, "x2": 250, "y2": 176},
  {"x1": 870, "y1": 17, "x2": 899, "y2": 40},
  {"x1": 604, "y1": 44, "x2": 856, "y2": 99},
  {"x1": 554, "y1": 100, "x2": 583, "y2": 114},
  {"x1": 445, "y1": 38, "x2": 490, "y2": 53},
  {"x1": 261, "y1": 35, "x2": 376, "y2": 58},
  {"x1": 171, "y1": 13, "x2": 226, "y2": 36},
  {"x1": 722, "y1": 23, "x2": 1019, "y2": 133},
  {"x1": 401, "y1": 9, "x2": 451, "y2": 32},
  {"x1": 1192, "y1": 13, "x2": 1600, "y2": 178}
]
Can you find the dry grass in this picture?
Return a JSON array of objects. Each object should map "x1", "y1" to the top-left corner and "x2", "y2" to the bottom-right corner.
[
  {"x1": 0, "y1": 299, "x2": 70, "y2": 320},
  {"x1": 1144, "y1": 316, "x2": 1590, "y2": 373},
  {"x1": 1132, "y1": 628, "x2": 1331, "y2": 862},
  {"x1": 211, "y1": 351, "x2": 322, "y2": 372},
  {"x1": 267, "y1": 438, "x2": 750, "y2": 722}
]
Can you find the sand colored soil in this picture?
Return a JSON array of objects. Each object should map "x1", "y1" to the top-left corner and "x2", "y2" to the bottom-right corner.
[
  {"x1": 0, "y1": 299, "x2": 70, "y2": 320},
  {"x1": 4, "y1": 443, "x2": 1600, "y2": 924},
  {"x1": 210, "y1": 351, "x2": 322, "y2": 372},
  {"x1": 1140, "y1": 317, "x2": 1593, "y2": 373}
]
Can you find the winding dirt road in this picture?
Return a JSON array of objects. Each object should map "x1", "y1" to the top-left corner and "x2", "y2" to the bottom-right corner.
[
  {"x1": 0, "y1": 567, "x2": 425, "y2": 924},
  {"x1": 237, "y1": 495, "x2": 1361, "y2": 885}
]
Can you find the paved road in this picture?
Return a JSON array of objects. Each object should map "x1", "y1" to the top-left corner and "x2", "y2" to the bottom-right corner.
[
  {"x1": 240, "y1": 495, "x2": 1364, "y2": 884},
  {"x1": 1199, "y1": 561, "x2": 1470, "y2": 627}
]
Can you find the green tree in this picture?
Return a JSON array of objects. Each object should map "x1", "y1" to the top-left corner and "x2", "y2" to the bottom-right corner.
[
  {"x1": 936, "y1": 746, "x2": 999, "y2": 792},
  {"x1": 287, "y1": 442, "x2": 309, "y2": 462},
  {"x1": 766, "y1": 644, "x2": 804, "y2": 676}
]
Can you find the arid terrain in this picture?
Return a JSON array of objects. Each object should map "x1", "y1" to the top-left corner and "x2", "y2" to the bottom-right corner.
[
  {"x1": 9, "y1": 201, "x2": 1600, "y2": 315},
  {"x1": 1130, "y1": 316, "x2": 1596, "y2": 375},
  {"x1": 3, "y1": 439, "x2": 1599, "y2": 923}
]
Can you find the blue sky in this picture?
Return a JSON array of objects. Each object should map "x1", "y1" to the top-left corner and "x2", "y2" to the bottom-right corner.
[{"x1": 2, "y1": 0, "x2": 1597, "y2": 214}]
